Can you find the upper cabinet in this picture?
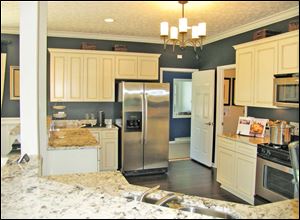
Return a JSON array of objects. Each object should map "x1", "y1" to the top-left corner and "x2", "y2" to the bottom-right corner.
[
  {"x1": 278, "y1": 34, "x2": 299, "y2": 74},
  {"x1": 115, "y1": 54, "x2": 160, "y2": 80},
  {"x1": 49, "y1": 49, "x2": 161, "y2": 102},
  {"x1": 233, "y1": 30, "x2": 299, "y2": 108}
]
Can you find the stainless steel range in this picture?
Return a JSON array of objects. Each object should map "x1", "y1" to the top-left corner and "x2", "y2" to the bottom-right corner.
[{"x1": 256, "y1": 143, "x2": 297, "y2": 202}]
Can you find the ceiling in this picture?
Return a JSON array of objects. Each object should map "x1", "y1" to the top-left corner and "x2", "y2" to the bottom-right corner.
[{"x1": 1, "y1": 1, "x2": 299, "y2": 44}]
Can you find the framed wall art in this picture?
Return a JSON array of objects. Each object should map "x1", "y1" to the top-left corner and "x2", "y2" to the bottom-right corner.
[
  {"x1": 10, "y1": 66, "x2": 20, "y2": 100},
  {"x1": 224, "y1": 78, "x2": 231, "y2": 106}
]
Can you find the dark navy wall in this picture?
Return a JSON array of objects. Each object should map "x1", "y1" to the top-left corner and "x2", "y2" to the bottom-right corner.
[
  {"x1": 163, "y1": 71, "x2": 192, "y2": 141},
  {"x1": 197, "y1": 16, "x2": 299, "y2": 122},
  {"x1": 1, "y1": 34, "x2": 201, "y2": 119},
  {"x1": 1, "y1": 34, "x2": 20, "y2": 117}
]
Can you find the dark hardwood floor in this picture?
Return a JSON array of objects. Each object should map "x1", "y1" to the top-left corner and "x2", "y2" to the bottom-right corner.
[{"x1": 125, "y1": 159, "x2": 269, "y2": 206}]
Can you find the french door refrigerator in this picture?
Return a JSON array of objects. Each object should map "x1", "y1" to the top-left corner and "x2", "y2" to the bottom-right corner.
[{"x1": 119, "y1": 82, "x2": 170, "y2": 176}]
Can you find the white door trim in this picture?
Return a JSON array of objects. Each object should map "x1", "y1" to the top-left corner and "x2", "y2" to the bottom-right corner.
[
  {"x1": 215, "y1": 64, "x2": 247, "y2": 168},
  {"x1": 160, "y1": 67, "x2": 199, "y2": 83}
]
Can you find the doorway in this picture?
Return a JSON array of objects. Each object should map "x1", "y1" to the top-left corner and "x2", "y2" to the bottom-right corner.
[
  {"x1": 215, "y1": 64, "x2": 246, "y2": 167},
  {"x1": 160, "y1": 67, "x2": 198, "y2": 161}
]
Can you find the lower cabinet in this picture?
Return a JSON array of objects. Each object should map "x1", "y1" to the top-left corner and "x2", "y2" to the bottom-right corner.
[
  {"x1": 90, "y1": 129, "x2": 118, "y2": 171},
  {"x1": 46, "y1": 148, "x2": 98, "y2": 175},
  {"x1": 216, "y1": 136, "x2": 257, "y2": 205}
]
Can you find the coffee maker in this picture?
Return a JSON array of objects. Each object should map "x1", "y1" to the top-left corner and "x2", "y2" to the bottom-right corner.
[{"x1": 98, "y1": 111, "x2": 105, "y2": 127}]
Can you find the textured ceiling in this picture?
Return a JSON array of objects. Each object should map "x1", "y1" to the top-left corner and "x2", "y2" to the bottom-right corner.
[{"x1": 1, "y1": 1, "x2": 299, "y2": 41}]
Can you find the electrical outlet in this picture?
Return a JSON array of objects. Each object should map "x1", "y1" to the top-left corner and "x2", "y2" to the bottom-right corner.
[
  {"x1": 290, "y1": 122, "x2": 299, "y2": 136},
  {"x1": 177, "y1": 54, "x2": 183, "y2": 59}
]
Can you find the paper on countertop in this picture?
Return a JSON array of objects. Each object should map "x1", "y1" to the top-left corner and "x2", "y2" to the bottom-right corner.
[{"x1": 236, "y1": 117, "x2": 268, "y2": 137}]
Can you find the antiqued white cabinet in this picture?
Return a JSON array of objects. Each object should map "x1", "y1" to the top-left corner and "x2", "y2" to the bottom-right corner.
[
  {"x1": 50, "y1": 52, "x2": 68, "y2": 101},
  {"x1": 138, "y1": 56, "x2": 159, "y2": 80},
  {"x1": 216, "y1": 136, "x2": 257, "y2": 205},
  {"x1": 49, "y1": 49, "x2": 160, "y2": 102},
  {"x1": 277, "y1": 34, "x2": 299, "y2": 74},
  {"x1": 90, "y1": 128, "x2": 118, "y2": 171},
  {"x1": 115, "y1": 55, "x2": 138, "y2": 79},
  {"x1": 216, "y1": 147, "x2": 236, "y2": 189},
  {"x1": 83, "y1": 54, "x2": 100, "y2": 101},
  {"x1": 100, "y1": 55, "x2": 115, "y2": 101},
  {"x1": 233, "y1": 30, "x2": 299, "y2": 108},
  {"x1": 235, "y1": 47, "x2": 254, "y2": 106},
  {"x1": 115, "y1": 54, "x2": 160, "y2": 80},
  {"x1": 253, "y1": 41, "x2": 277, "y2": 107}
]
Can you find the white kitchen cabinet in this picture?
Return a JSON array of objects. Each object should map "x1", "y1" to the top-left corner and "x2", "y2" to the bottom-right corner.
[
  {"x1": 1, "y1": 118, "x2": 20, "y2": 156},
  {"x1": 233, "y1": 30, "x2": 299, "y2": 108},
  {"x1": 99, "y1": 55, "x2": 115, "y2": 101},
  {"x1": 89, "y1": 128, "x2": 118, "y2": 171},
  {"x1": 49, "y1": 49, "x2": 160, "y2": 102},
  {"x1": 254, "y1": 41, "x2": 277, "y2": 107},
  {"x1": 216, "y1": 136, "x2": 257, "y2": 204},
  {"x1": 217, "y1": 147, "x2": 236, "y2": 189},
  {"x1": 235, "y1": 153, "x2": 257, "y2": 200},
  {"x1": 50, "y1": 52, "x2": 68, "y2": 101},
  {"x1": 138, "y1": 56, "x2": 159, "y2": 80},
  {"x1": 83, "y1": 54, "x2": 100, "y2": 101},
  {"x1": 278, "y1": 33, "x2": 299, "y2": 74},
  {"x1": 46, "y1": 148, "x2": 98, "y2": 175},
  {"x1": 235, "y1": 47, "x2": 254, "y2": 106},
  {"x1": 67, "y1": 54, "x2": 84, "y2": 101},
  {"x1": 115, "y1": 55, "x2": 138, "y2": 79}
]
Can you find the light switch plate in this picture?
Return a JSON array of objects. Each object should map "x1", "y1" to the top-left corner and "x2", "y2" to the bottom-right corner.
[
  {"x1": 177, "y1": 54, "x2": 183, "y2": 59},
  {"x1": 290, "y1": 122, "x2": 299, "y2": 136}
]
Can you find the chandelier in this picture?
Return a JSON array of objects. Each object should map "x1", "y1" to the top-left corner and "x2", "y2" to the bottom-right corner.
[{"x1": 160, "y1": 1, "x2": 206, "y2": 52}]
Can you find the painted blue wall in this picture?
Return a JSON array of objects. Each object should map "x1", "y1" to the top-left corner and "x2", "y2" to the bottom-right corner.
[{"x1": 163, "y1": 71, "x2": 192, "y2": 141}]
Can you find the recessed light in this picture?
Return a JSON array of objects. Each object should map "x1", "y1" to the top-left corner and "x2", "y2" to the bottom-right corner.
[{"x1": 104, "y1": 18, "x2": 114, "y2": 23}]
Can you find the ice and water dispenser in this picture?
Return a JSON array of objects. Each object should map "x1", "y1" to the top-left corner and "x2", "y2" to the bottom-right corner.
[{"x1": 125, "y1": 112, "x2": 142, "y2": 132}]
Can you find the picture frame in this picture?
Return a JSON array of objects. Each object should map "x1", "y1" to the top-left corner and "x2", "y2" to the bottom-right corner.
[
  {"x1": 223, "y1": 78, "x2": 231, "y2": 106},
  {"x1": 10, "y1": 66, "x2": 20, "y2": 100},
  {"x1": 232, "y1": 78, "x2": 236, "y2": 105}
]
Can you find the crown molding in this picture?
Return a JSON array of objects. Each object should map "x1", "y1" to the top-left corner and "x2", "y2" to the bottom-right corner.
[
  {"x1": 203, "y1": 6, "x2": 299, "y2": 45},
  {"x1": 1, "y1": 6, "x2": 299, "y2": 46}
]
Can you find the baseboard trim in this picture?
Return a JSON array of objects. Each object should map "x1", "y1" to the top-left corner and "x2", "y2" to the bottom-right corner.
[{"x1": 169, "y1": 157, "x2": 191, "y2": 162}]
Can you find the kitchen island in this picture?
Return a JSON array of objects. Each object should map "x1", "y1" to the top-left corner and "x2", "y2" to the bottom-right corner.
[{"x1": 1, "y1": 153, "x2": 298, "y2": 219}]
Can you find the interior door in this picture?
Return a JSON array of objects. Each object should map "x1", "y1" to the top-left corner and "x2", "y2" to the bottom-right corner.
[{"x1": 190, "y1": 70, "x2": 215, "y2": 167}]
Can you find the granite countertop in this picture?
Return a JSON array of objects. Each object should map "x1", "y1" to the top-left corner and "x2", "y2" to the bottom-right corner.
[
  {"x1": 48, "y1": 128, "x2": 99, "y2": 148},
  {"x1": 218, "y1": 133, "x2": 270, "y2": 146},
  {"x1": 1, "y1": 153, "x2": 298, "y2": 219}
]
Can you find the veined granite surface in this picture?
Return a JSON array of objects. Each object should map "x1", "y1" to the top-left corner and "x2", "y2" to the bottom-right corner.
[
  {"x1": 1, "y1": 153, "x2": 298, "y2": 219},
  {"x1": 218, "y1": 133, "x2": 270, "y2": 146}
]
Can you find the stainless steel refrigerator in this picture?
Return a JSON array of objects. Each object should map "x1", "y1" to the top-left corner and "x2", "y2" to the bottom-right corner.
[{"x1": 118, "y1": 82, "x2": 170, "y2": 176}]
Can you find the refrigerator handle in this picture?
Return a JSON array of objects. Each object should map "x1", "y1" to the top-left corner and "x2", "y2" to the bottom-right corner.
[
  {"x1": 144, "y1": 93, "x2": 148, "y2": 144},
  {"x1": 141, "y1": 94, "x2": 145, "y2": 145}
]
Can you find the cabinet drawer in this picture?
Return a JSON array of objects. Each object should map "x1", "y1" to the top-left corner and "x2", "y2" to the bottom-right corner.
[
  {"x1": 101, "y1": 130, "x2": 117, "y2": 139},
  {"x1": 235, "y1": 142, "x2": 257, "y2": 158},
  {"x1": 217, "y1": 137, "x2": 236, "y2": 151}
]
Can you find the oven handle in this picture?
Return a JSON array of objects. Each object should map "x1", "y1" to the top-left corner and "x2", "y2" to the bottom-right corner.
[{"x1": 257, "y1": 157, "x2": 293, "y2": 175}]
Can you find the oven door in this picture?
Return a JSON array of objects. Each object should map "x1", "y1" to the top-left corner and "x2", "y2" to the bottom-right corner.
[
  {"x1": 273, "y1": 77, "x2": 299, "y2": 108},
  {"x1": 256, "y1": 157, "x2": 295, "y2": 202}
]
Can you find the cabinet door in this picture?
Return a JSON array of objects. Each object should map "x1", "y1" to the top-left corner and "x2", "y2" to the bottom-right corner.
[
  {"x1": 50, "y1": 52, "x2": 68, "y2": 102},
  {"x1": 216, "y1": 147, "x2": 236, "y2": 188},
  {"x1": 115, "y1": 55, "x2": 138, "y2": 79},
  {"x1": 254, "y1": 41, "x2": 277, "y2": 107},
  {"x1": 278, "y1": 35, "x2": 299, "y2": 74},
  {"x1": 235, "y1": 153, "x2": 256, "y2": 200},
  {"x1": 99, "y1": 55, "x2": 115, "y2": 101},
  {"x1": 67, "y1": 54, "x2": 84, "y2": 101},
  {"x1": 83, "y1": 55, "x2": 100, "y2": 101},
  {"x1": 138, "y1": 56, "x2": 159, "y2": 80},
  {"x1": 100, "y1": 138, "x2": 118, "y2": 171},
  {"x1": 235, "y1": 47, "x2": 254, "y2": 106}
]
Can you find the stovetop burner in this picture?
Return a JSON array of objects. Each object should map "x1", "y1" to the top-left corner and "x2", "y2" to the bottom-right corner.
[{"x1": 257, "y1": 143, "x2": 291, "y2": 167}]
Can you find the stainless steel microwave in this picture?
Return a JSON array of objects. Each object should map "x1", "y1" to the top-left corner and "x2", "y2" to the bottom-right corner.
[{"x1": 273, "y1": 75, "x2": 299, "y2": 108}]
